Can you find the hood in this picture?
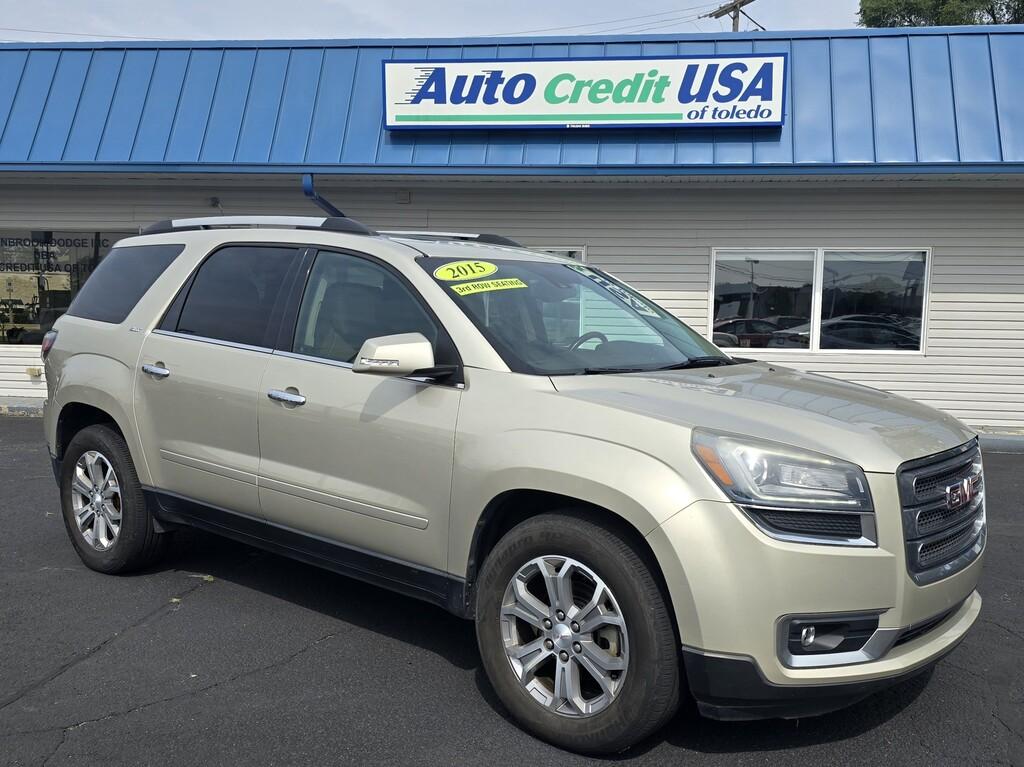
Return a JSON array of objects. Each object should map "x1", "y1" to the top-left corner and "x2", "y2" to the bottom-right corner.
[{"x1": 550, "y1": 362, "x2": 974, "y2": 473}]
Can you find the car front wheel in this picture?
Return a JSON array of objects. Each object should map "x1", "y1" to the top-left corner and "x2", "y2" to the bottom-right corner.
[{"x1": 475, "y1": 510, "x2": 680, "y2": 754}]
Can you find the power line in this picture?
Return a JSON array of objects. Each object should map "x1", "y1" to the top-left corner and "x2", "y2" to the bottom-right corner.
[
  {"x1": 740, "y1": 8, "x2": 767, "y2": 31},
  {"x1": 597, "y1": 13, "x2": 712, "y2": 35},
  {"x1": 701, "y1": 0, "x2": 759, "y2": 32},
  {"x1": 488, "y1": 2, "x2": 719, "y2": 36},
  {"x1": 0, "y1": 25, "x2": 174, "y2": 41}
]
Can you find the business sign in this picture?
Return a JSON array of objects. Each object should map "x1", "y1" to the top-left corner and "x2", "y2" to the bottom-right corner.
[{"x1": 383, "y1": 54, "x2": 787, "y2": 130}]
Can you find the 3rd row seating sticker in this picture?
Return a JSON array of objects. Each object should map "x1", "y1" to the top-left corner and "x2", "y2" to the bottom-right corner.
[
  {"x1": 433, "y1": 260, "x2": 498, "y2": 281},
  {"x1": 449, "y1": 278, "x2": 528, "y2": 296}
]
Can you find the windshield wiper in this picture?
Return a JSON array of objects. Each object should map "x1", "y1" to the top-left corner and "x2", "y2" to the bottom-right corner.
[
  {"x1": 580, "y1": 366, "x2": 650, "y2": 375},
  {"x1": 655, "y1": 356, "x2": 737, "y2": 371}
]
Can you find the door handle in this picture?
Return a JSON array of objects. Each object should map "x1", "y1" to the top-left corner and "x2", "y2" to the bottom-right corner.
[
  {"x1": 267, "y1": 389, "x2": 306, "y2": 406},
  {"x1": 142, "y1": 363, "x2": 170, "y2": 379}
]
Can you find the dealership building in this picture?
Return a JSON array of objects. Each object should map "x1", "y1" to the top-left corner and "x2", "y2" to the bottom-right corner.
[{"x1": 0, "y1": 25, "x2": 1022, "y2": 432}]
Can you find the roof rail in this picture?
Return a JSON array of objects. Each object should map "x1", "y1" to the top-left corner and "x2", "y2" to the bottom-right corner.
[
  {"x1": 379, "y1": 230, "x2": 522, "y2": 247},
  {"x1": 142, "y1": 215, "x2": 374, "y2": 236},
  {"x1": 140, "y1": 214, "x2": 372, "y2": 234}
]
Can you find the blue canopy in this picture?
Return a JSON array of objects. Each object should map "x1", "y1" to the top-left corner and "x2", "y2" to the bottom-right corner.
[{"x1": 0, "y1": 26, "x2": 1021, "y2": 175}]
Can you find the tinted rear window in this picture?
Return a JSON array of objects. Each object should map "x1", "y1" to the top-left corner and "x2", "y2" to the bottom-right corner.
[
  {"x1": 174, "y1": 246, "x2": 297, "y2": 347},
  {"x1": 65, "y1": 244, "x2": 184, "y2": 324}
]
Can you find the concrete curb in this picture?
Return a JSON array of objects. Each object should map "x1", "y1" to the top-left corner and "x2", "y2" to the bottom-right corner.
[
  {"x1": 978, "y1": 433, "x2": 1024, "y2": 454},
  {"x1": 0, "y1": 397, "x2": 44, "y2": 417}
]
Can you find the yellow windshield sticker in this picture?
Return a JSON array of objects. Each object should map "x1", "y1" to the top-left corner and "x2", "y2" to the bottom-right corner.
[
  {"x1": 449, "y1": 278, "x2": 528, "y2": 296},
  {"x1": 433, "y1": 260, "x2": 498, "y2": 281}
]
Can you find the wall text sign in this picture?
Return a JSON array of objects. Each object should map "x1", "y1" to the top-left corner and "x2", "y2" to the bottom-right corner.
[{"x1": 383, "y1": 54, "x2": 787, "y2": 130}]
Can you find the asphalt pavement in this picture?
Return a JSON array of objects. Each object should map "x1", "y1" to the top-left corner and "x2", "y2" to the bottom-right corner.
[{"x1": 0, "y1": 416, "x2": 1021, "y2": 766}]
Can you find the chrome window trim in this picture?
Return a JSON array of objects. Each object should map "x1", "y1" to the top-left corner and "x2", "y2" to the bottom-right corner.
[
  {"x1": 739, "y1": 505, "x2": 878, "y2": 548},
  {"x1": 151, "y1": 328, "x2": 272, "y2": 354},
  {"x1": 274, "y1": 349, "x2": 354, "y2": 370},
  {"x1": 271, "y1": 349, "x2": 465, "y2": 389}
]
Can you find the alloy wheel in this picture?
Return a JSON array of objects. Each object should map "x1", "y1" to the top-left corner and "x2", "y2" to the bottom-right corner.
[
  {"x1": 70, "y1": 450, "x2": 122, "y2": 551},
  {"x1": 499, "y1": 555, "x2": 629, "y2": 717}
]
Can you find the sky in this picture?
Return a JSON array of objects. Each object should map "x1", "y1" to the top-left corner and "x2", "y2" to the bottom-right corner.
[{"x1": 0, "y1": 0, "x2": 861, "y2": 42}]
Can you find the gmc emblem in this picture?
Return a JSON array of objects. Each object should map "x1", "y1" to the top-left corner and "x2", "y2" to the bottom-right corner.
[{"x1": 945, "y1": 477, "x2": 975, "y2": 510}]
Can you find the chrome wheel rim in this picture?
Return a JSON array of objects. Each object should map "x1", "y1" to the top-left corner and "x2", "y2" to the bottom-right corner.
[
  {"x1": 500, "y1": 555, "x2": 628, "y2": 718},
  {"x1": 70, "y1": 451, "x2": 122, "y2": 551}
]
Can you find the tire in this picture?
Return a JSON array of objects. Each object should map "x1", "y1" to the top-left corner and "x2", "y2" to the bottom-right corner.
[
  {"x1": 59, "y1": 424, "x2": 165, "y2": 573},
  {"x1": 475, "y1": 510, "x2": 679, "y2": 754}
]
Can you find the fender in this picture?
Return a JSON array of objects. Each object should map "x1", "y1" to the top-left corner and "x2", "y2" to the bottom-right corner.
[
  {"x1": 47, "y1": 353, "x2": 151, "y2": 486},
  {"x1": 448, "y1": 428, "x2": 703, "y2": 581}
]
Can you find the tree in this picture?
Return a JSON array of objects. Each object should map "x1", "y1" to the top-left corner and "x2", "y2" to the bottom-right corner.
[{"x1": 859, "y1": 0, "x2": 1024, "y2": 26}]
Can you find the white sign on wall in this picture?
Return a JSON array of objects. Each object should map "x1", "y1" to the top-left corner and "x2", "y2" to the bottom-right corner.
[{"x1": 383, "y1": 54, "x2": 787, "y2": 130}]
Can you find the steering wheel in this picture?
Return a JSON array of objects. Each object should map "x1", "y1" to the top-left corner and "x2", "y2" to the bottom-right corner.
[{"x1": 569, "y1": 331, "x2": 609, "y2": 351}]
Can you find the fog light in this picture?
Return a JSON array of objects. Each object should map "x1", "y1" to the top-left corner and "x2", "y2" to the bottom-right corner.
[
  {"x1": 800, "y1": 625, "x2": 816, "y2": 648},
  {"x1": 786, "y1": 615, "x2": 878, "y2": 656}
]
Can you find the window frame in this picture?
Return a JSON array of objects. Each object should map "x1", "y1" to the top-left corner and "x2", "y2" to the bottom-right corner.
[
  {"x1": 157, "y1": 242, "x2": 308, "y2": 353},
  {"x1": 708, "y1": 246, "x2": 932, "y2": 355}
]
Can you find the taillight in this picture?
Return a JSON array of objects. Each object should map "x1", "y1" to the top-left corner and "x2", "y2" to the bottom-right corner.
[{"x1": 40, "y1": 330, "x2": 58, "y2": 360}]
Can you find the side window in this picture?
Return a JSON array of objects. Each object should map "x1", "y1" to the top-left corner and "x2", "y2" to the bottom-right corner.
[
  {"x1": 293, "y1": 250, "x2": 442, "y2": 365},
  {"x1": 175, "y1": 246, "x2": 297, "y2": 347},
  {"x1": 65, "y1": 244, "x2": 184, "y2": 324}
]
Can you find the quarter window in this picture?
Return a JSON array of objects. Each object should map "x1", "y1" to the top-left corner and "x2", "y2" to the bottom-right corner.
[
  {"x1": 175, "y1": 246, "x2": 297, "y2": 347},
  {"x1": 293, "y1": 250, "x2": 443, "y2": 365},
  {"x1": 66, "y1": 244, "x2": 183, "y2": 325},
  {"x1": 712, "y1": 249, "x2": 927, "y2": 352}
]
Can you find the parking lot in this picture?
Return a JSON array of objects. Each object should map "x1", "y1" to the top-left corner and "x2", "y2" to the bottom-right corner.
[{"x1": 0, "y1": 415, "x2": 1020, "y2": 766}]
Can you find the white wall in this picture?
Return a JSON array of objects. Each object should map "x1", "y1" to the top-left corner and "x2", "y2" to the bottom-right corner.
[{"x1": 0, "y1": 176, "x2": 1021, "y2": 429}]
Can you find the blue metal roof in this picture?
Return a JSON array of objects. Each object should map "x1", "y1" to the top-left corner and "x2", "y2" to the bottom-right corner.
[{"x1": 0, "y1": 26, "x2": 1022, "y2": 175}]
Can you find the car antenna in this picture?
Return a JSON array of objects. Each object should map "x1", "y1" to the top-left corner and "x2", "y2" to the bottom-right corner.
[{"x1": 302, "y1": 173, "x2": 346, "y2": 218}]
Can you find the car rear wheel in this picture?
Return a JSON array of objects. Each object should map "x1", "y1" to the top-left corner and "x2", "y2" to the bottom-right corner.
[
  {"x1": 60, "y1": 424, "x2": 165, "y2": 573},
  {"x1": 475, "y1": 510, "x2": 679, "y2": 754}
]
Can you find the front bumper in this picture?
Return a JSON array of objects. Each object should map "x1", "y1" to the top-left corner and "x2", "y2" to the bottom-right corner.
[
  {"x1": 646, "y1": 472, "x2": 985, "y2": 710},
  {"x1": 682, "y1": 589, "x2": 981, "y2": 720}
]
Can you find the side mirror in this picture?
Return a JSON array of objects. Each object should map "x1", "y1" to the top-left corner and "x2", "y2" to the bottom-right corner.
[{"x1": 353, "y1": 333, "x2": 435, "y2": 376}]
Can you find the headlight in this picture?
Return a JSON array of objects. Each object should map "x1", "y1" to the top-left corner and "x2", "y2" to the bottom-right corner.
[{"x1": 691, "y1": 429, "x2": 873, "y2": 512}]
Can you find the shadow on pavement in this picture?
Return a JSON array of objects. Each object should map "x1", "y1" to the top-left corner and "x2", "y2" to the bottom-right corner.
[
  {"x1": 150, "y1": 529, "x2": 482, "y2": 670},
  {"x1": 151, "y1": 527, "x2": 928, "y2": 760}
]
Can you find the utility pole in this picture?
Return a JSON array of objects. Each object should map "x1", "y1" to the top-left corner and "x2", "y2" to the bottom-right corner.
[{"x1": 702, "y1": 0, "x2": 759, "y2": 32}]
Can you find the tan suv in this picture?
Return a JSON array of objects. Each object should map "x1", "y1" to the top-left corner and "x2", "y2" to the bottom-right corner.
[{"x1": 43, "y1": 216, "x2": 986, "y2": 754}]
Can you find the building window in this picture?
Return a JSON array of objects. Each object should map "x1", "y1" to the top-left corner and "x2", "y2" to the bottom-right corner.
[
  {"x1": 711, "y1": 248, "x2": 928, "y2": 352},
  {"x1": 0, "y1": 230, "x2": 133, "y2": 344}
]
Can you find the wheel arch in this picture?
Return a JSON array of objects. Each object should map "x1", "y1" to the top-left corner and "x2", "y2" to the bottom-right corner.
[
  {"x1": 462, "y1": 488, "x2": 680, "y2": 638},
  {"x1": 55, "y1": 401, "x2": 126, "y2": 460},
  {"x1": 50, "y1": 388, "x2": 150, "y2": 486}
]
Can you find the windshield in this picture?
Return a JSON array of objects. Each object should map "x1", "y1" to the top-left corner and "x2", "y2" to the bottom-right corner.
[{"x1": 422, "y1": 256, "x2": 728, "y2": 375}]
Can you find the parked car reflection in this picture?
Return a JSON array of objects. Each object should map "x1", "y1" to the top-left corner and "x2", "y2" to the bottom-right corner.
[
  {"x1": 769, "y1": 316, "x2": 920, "y2": 350},
  {"x1": 713, "y1": 318, "x2": 783, "y2": 348}
]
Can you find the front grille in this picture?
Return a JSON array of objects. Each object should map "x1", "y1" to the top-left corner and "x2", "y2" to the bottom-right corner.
[
  {"x1": 913, "y1": 456, "x2": 975, "y2": 501},
  {"x1": 918, "y1": 518, "x2": 979, "y2": 569},
  {"x1": 916, "y1": 480, "x2": 984, "y2": 535},
  {"x1": 898, "y1": 440, "x2": 986, "y2": 585},
  {"x1": 756, "y1": 510, "x2": 862, "y2": 538}
]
